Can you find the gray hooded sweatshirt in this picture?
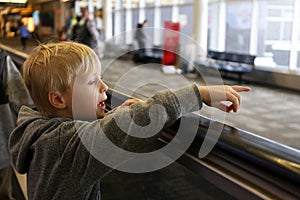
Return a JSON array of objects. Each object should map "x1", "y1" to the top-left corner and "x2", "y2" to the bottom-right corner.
[{"x1": 9, "y1": 84, "x2": 202, "y2": 200}]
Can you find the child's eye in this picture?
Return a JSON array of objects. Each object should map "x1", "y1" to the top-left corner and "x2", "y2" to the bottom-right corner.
[{"x1": 88, "y1": 79, "x2": 97, "y2": 85}]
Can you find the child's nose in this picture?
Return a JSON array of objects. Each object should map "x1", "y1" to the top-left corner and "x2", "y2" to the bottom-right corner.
[{"x1": 99, "y1": 80, "x2": 108, "y2": 93}]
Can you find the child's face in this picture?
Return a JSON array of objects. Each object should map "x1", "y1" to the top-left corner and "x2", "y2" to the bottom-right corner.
[{"x1": 67, "y1": 67, "x2": 108, "y2": 120}]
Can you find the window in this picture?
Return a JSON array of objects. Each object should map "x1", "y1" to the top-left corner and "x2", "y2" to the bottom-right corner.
[
  {"x1": 160, "y1": 6, "x2": 172, "y2": 46},
  {"x1": 208, "y1": 2, "x2": 221, "y2": 51},
  {"x1": 161, "y1": 6, "x2": 172, "y2": 27},
  {"x1": 112, "y1": 0, "x2": 126, "y2": 45},
  {"x1": 145, "y1": 8, "x2": 154, "y2": 48},
  {"x1": 225, "y1": 1, "x2": 252, "y2": 54},
  {"x1": 266, "y1": 5, "x2": 293, "y2": 41},
  {"x1": 179, "y1": 4, "x2": 193, "y2": 44},
  {"x1": 258, "y1": 0, "x2": 294, "y2": 67}
]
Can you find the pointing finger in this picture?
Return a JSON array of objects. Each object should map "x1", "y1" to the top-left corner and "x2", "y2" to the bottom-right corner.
[{"x1": 231, "y1": 86, "x2": 251, "y2": 92}]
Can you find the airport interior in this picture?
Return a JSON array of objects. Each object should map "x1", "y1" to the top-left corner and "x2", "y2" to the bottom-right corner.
[{"x1": 0, "y1": 0, "x2": 300, "y2": 199}]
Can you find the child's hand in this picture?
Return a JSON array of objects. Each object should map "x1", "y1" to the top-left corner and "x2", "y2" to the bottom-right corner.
[
  {"x1": 112, "y1": 98, "x2": 140, "y2": 113},
  {"x1": 199, "y1": 85, "x2": 251, "y2": 113},
  {"x1": 120, "y1": 98, "x2": 140, "y2": 107}
]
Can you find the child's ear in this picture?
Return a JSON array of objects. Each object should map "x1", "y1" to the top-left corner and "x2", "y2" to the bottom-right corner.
[{"x1": 48, "y1": 91, "x2": 66, "y2": 109}]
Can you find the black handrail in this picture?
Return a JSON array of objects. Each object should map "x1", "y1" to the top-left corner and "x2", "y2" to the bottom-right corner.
[{"x1": 0, "y1": 44, "x2": 28, "y2": 69}]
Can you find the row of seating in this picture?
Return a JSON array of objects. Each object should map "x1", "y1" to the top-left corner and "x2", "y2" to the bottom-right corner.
[
  {"x1": 132, "y1": 48, "x2": 163, "y2": 64},
  {"x1": 194, "y1": 50, "x2": 256, "y2": 83}
]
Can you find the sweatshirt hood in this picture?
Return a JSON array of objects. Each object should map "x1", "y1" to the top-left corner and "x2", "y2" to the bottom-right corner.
[{"x1": 9, "y1": 106, "x2": 68, "y2": 174}]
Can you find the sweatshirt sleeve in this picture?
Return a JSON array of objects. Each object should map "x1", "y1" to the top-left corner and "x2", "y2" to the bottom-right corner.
[{"x1": 99, "y1": 83, "x2": 202, "y2": 151}]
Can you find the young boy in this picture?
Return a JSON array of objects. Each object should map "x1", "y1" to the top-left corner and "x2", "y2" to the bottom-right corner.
[{"x1": 9, "y1": 42, "x2": 250, "y2": 199}]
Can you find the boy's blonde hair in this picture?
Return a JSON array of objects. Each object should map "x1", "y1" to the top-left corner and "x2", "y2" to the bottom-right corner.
[{"x1": 23, "y1": 41, "x2": 101, "y2": 116}]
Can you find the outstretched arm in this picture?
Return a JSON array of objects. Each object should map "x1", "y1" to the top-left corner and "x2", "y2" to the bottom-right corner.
[
  {"x1": 113, "y1": 85, "x2": 250, "y2": 113},
  {"x1": 116, "y1": 85, "x2": 250, "y2": 113}
]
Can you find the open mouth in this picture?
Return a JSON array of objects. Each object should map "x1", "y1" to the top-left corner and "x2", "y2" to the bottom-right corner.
[{"x1": 97, "y1": 99, "x2": 107, "y2": 110}]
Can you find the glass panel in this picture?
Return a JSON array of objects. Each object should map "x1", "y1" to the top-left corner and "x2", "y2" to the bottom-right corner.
[
  {"x1": 282, "y1": 8, "x2": 294, "y2": 18},
  {"x1": 256, "y1": 0, "x2": 294, "y2": 68},
  {"x1": 179, "y1": 4, "x2": 193, "y2": 43},
  {"x1": 207, "y1": 3, "x2": 219, "y2": 51},
  {"x1": 256, "y1": 0, "x2": 268, "y2": 57},
  {"x1": 267, "y1": 22, "x2": 280, "y2": 40},
  {"x1": 268, "y1": 9, "x2": 281, "y2": 17},
  {"x1": 283, "y1": 22, "x2": 292, "y2": 40},
  {"x1": 120, "y1": 10, "x2": 126, "y2": 45},
  {"x1": 132, "y1": 8, "x2": 139, "y2": 30},
  {"x1": 272, "y1": 49, "x2": 290, "y2": 67},
  {"x1": 145, "y1": 8, "x2": 154, "y2": 48},
  {"x1": 145, "y1": 8, "x2": 154, "y2": 28},
  {"x1": 161, "y1": 6, "x2": 172, "y2": 27},
  {"x1": 145, "y1": 0, "x2": 154, "y2": 7},
  {"x1": 160, "y1": 6, "x2": 172, "y2": 48},
  {"x1": 225, "y1": 1, "x2": 252, "y2": 54}
]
